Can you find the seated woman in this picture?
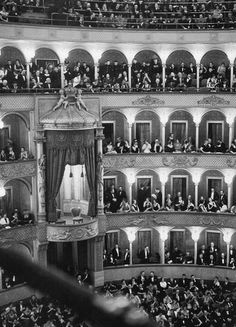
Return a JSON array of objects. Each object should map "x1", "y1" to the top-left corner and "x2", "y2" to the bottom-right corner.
[
  {"x1": 105, "y1": 141, "x2": 117, "y2": 154},
  {"x1": 123, "y1": 140, "x2": 130, "y2": 153},
  {"x1": 165, "y1": 140, "x2": 175, "y2": 152},
  {"x1": 198, "y1": 196, "x2": 207, "y2": 212},
  {"x1": 142, "y1": 140, "x2": 151, "y2": 153},
  {"x1": 152, "y1": 195, "x2": 161, "y2": 212},
  {"x1": 174, "y1": 139, "x2": 182, "y2": 153},
  {"x1": 119, "y1": 198, "x2": 130, "y2": 213},
  {"x1": 131, "y1": 199, "x2": 140, "y2": 212},
  {"x1": 151, "y1": 139, "x2": 163, "y2": 153},
  {"x1": 182, "y1": 138, "x2": 195, "y2": 153},
  {"x1": 20, "y1": 147, "x2": 28, "y2": 160},
  {"x1": 8, "y1": 146, "x2": 16, "y2": 161},
  {"x1": 215, "y1": 139, "x2": 226, "y2": 153},
  {"x1": 185, "y1": 195, "x2": 195, "y2": 211},
  {"x1": 0, "y1": 149, "x2": 7, "y2": 161},
  {"x1": 165, "y1": 194, "x2": 173, "y2": 211},
  {"x1": 207, "y1": 197, "x2": 218, "y2": 212},
  {"x1": 131, "y1": 139, "x2": 140, "y2": 153},
  {"x1": 0, "y1": 213, "x2": 10, "y2": 228},
  {"x1": 229, "y1": 139, "x2": 236, "y2": 153},
  {"x1": 206, "y1": 74, "x2": 219, "y2": 92},
  {"x1": 143, "y1": 197, "x2": 153, "y2": 212}
]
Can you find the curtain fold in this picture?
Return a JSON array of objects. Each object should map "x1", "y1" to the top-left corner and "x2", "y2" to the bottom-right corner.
[{"x1": 46, "y1": 130, "x2": 96, "y2": 222}]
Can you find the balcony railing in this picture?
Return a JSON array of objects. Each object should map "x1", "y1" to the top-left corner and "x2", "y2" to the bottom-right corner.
[
  {"x1": 106, "y1": 211, "x2": 236, "y2": 229},
  {"x1": 0, "y1": 160, "x2": 37, "y2": 180},
  {"x1": 103, "y1": 153, "x2": 236, "y2": 170}
]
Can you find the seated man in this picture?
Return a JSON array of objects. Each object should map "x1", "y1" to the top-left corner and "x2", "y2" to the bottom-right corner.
[{"x1": 172, "y1": 246, "x2": 183, "y2": 264}]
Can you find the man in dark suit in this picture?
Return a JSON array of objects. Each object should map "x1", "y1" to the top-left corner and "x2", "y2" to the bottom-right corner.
[
  {"x1": 209, "y1": 187, "x2": 219, "y2": 202},
  {"x1": 123, "y1": 248, "x2": 130, "y2": 265},
  {"x1": 117, "y1": 186, "x2": 127, "y2": 208},
  {"x1": 178, "y1": 274, "x2": 189, "y2": 289},
  {"x1": 154, "y1": 187, "x2": 162, "y2": 207},
  {"x1": 207, "y1": 241, "x2": 219, "y2": 264},
  {"x1": 219, "y1": 190, "x2": 227, "y2": 209},
  {"x1": 112, "y1": 244, "x2": 122, "y2": 265},
  {"x1": 139, "y1": 245, "x2": 151, "y2": 264},
  {"x1": 147, "y1": 271, "x2": 158, "y2": 285},
  {"x1": 137, "y1": 184, "x2": 146, "y2": 212}
]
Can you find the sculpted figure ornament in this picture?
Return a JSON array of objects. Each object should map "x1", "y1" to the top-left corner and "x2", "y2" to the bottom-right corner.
[{"x1": 52, "y1": 84, "x2": 88, "y2": 111}]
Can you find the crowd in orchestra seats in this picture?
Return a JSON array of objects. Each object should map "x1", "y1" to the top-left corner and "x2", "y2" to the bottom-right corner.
[
  {"x1": 0, "y1": 295, "x2": 84, "y2": 326},
  {"x1": 0, "y1": 57, "x2": 236, "y2": 93},
  {"x1": 104, "y1": 135, "x2": 236, "y2": 155},
  {"x1": 2, "y1": 0, "x2": 236, "y2": 31},
  {"x1": 102, "y1": 271, "x2": 236, "y2": 326},
  {"x1": 104, "y1": 183, "x2": 232, "y2": 214}
]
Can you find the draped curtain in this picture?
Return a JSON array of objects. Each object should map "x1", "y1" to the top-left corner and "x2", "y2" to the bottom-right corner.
[
  {"x1": 46, "y1": 129, "x2": 96, "y2": 221},
  {"x1": 170, "y1": 231, "x2": 185, "y2": 253},
  {"x1": 171, "y1": 122, "x2": 187, "y2": 143},
  {"x1": 138, "y1": 231, "x2": 151, "y2": 253},
  {"x1": 172, "y1": 177, "x2": 187, "y2": 199},
  {"x1": 136, "y1": 122, "x2": 150, "y2": 143},
  {"x1": 208, "y1": 123, "x2": 223, "y2": 145},
  {"x1": 0, "y1": 127, "x2": 9, "y2": 150}
]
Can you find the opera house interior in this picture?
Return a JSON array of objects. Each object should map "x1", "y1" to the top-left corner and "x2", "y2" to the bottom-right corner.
[{"x1": 1, "y1": 0, "x2": 236, "y2": 325}]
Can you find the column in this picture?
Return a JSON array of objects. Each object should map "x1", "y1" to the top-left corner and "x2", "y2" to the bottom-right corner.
[
  {"x1": 72, "y1": 241, "x2": 78, "y2": 272},
  {"x1": 227, "y1": 182, "x2": 232, "y2": 209},
  {"x1": 194, "y1": 183, "x2": 199, "y2": 207},
  {"x1": 94, "y1": 63, "x2": 99, "y2": 81},
  {"x1": 188, "y1": 227, "x2": 205, "y2": 265},
  {"x1": 96, "y1": 127, "x2": 105, "y2": 215},
  {"x1": 128, "y1": 123, "x2": 132, "y2": 147},
  {"x1": 226, "y1": 242, "x2": 230, "y2": 266},
  {"x1": 161, "y1": 123, "x2": 166, "y2": 150},
  {"x1": 60, "y1": 62, "x2": 65, "y2": 88},
  {"x1": 230, "y1": 63, "x2": 234, "y2": 92},
  {"x1": 154, "y1": 226, "x2": 172, "y2": 264},
  {"x1": 128, "y1": 182, "x2": 133, "y2": 205},
  {"x1": 228, "y1": 123, "x2": 234, "y2": 149},
  {"x1": 162, "y1": 64, "x2": 166, "y2": 91},
  {"x1": 128, "y1": 64, "x2": 132, "y2": 90},
  {"x1": 195, "y1": 123, "x2": 199, "y2": 150},
  {"x1": 26, "y1": 62, "x2": 31, "y2": 90},
  {"x1": 122, "y1": 228, "x2": 138, "y2": 265},
  {"x1": 35, "y1": 130, "x2": 46, "y2": 222},
  {"x1": 196, "y1": 64, "x2": 200, "y2": 91},
  {"x1": 87, "y1": 236, "x2": 104, "y2": 287},
  {"x1": 161, "y1": 182, "x2": 166, "y2": 209},
  {"x1": 0, "y1": 269, "x2": 2, "y2": 290},
  {"x1": 159, "y1": 237, "x2": 166, "y2": 264}
]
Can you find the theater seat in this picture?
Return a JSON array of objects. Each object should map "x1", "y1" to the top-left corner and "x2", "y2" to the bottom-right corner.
[{"x1": 71, "y1": 207, "x2": 83, "y2": 224}]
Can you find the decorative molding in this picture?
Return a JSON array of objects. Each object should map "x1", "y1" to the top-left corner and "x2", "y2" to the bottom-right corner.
[
  {"x1": 132, "y1": 95, "x2": 165, "y2": 106},
  {"x1": 199, "y1": 216, "x2": 224, "y2": 226},
  {"x1": 197, "y1": 95, "x2": 230, "y2": 107},
  {"x1": 162, "y1": 155, "x2": 198, "y2": 167},
  {"x1": 226, "y1": 158, "x2": 236, "y2": 168},
  {"x1": 0, "y1": 160, "x2": 36, "y2": 180},
  {"x1": 103, "y1": 156, "x2": 136, "y2": 168},
  {"x1": 128, "y1": 216, "x2": 148, "y2": 226},
  {"x1": 47, "y1": 220, "x2": 98, "y2": 242}
]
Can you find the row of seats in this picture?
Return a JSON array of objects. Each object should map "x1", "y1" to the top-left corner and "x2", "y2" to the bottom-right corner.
[{"x1": 2, "y1": 0, "x2": 236, "y2": 30}]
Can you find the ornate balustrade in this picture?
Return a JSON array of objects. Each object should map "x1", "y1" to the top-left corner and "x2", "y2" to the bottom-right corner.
[
  {"x1": 105, "y1": 211, "x2": 236, "y2": 230},
  {"x1": 0, "y1": 160, "x2": 37, "y2": 181},
  {"x1": 103, "y1": 153, "x2": 236, "y2": 170},
  {"x1": 0, "y1": 224, "x2": 36, "y2": 244},
  {"x1": 47, "y1": 218, "x2": 98, "y2": 242}
]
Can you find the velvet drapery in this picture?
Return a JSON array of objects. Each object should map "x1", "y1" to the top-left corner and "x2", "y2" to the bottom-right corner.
[{"x1": 46, "y1": 129, "x2": 96, "y2": 221}]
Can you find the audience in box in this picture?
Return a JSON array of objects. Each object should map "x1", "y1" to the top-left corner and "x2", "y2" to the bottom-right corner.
[
  {"x1": 0, "y1": 208, "x2": 34, "y2": 229},
  {"x1": 0, "y1": 139, "x2": 32, "y2": 162},
  {"x1": 104, "y1": 183, "x2": 229, "y2": 214}
]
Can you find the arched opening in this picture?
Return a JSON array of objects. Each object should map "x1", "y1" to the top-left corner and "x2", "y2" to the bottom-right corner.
[
  {"x1": 102, "y1": 111, "x2": 128, "y2": 152},
  {"x1": 199, "y1": 110, "x2": 227, "y2": 147},
  {"x1": 132, "y1": 50, "x2": 162, "y2": 90},
  {"x1": 0, "y1": 46, "x2": 25, "y2": 67},
  {"x1": 1, "y1": 178, "x2": 32, "y2": 219},
  {"x1": 1, "y1": 113, "x2": 29, "y2": 160},
  {"x1": 98, "y1": 50, "x2": 128, "y2": 91},
  {"x1": 67, "y1": 49, "x2": 94, "y2": 85},
  {"x1": 135, "y1": 110, "x2": 161, "y2": 147},
  {"x1": 33, "y1": 48, "x2": 60, "y2": 70},
  {"x1": 200, "y1": 50, "x2": 230, "y2": 88},
  {"x1": 166, "y1": 110, "x2": 194, "y2": 145}
]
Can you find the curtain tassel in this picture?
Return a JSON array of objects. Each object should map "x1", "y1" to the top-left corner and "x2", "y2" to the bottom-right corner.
[
  {"x1": 69, "y1": 166, "x2": 73, "y2": 178},
  {"x1": 81, "y1": 165, "x2": 84, "y2": 178}
]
